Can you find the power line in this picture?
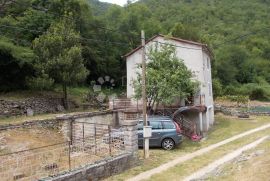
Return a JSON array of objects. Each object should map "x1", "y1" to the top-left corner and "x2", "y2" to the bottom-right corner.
[
  {"x1": 0, "y1": 24, "x2": 201, "y2": 50},
  {"x1": 0, "y1": 24, "x2": 131, "y2": 47},
  {"x1": 0, "y1": 24, "x2": 44, "y2": 33},
  {"x1": 214, "y1": 26, "x2": 270, "y2": 48},
  {"x1": 152, "y1": 41, "x2": 203, "y2": 50},
  {"x1": 1, "y1": 23, "x2": 269, "y2": 51}
]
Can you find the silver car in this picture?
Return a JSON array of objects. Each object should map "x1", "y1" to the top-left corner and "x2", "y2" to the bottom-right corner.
[{"x1": 137, "y1": 116, "x2": 182, "y2": 150}]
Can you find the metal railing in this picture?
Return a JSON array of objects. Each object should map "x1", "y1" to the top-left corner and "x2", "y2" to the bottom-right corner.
[
  {"x1": 186, "y1": 94, "x2": 205, "y2": 106},
  {"x1": 109, "y1": 99, "x2": 140, "y2": 111},
  {"x1": 0, "y1": 123, "x2": 126, "y2": 181}
]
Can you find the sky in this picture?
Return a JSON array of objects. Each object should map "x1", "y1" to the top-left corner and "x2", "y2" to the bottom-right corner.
[{"x1": 99, "y1": 0, "x2": 128, "y2": 6}]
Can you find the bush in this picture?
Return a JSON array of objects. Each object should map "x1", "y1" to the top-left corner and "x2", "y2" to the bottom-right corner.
[
  {"x1": 223, "y1": 83, "x2": 270, "y2": 101},
  {"x1": 249, "y1": 87, "x2": 270, "y2": 100},
  {"x1": 218, "y1": 95, "x2": 249, "y2": 105},
  {"x1": 212, "y1": 78, "x2": 223, "y2": 98},
  {"x1": 26, "y1": 75, "x2": 54, "y2": 91}
]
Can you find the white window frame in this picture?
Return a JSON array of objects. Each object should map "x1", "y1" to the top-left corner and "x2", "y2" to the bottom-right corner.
[
  {"x1": 207, "y1": 57, "x2": 210, "y2": 70},
  {"x1": 208, "y1": 82, "x2": 212, "y2": 96}
]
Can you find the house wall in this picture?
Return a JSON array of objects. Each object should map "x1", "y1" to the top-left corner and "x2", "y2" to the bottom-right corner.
[
  {"x1": 202, "y1": 52, "x2": 214, "y2": 128},
  {"x1": 126, "y1": 36, "x2": 215, "y2": 131},
  {"x1": 126, "y1": 36, "x2": 206, "y2": 98}
]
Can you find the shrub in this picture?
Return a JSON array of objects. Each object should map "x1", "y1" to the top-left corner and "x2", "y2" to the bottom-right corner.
[
  {"x1": 212, "y1": 78, "x2": 223, "y2": 98},
  {"x1": 218, "y1": 95, "x2": 249, "y2": 105},
  {"x1": 223, "y1": 83, "x2": 270, "y2": 101},
  {"x1": 249, "y1": 87, "x2": 270, "y2": 100},
  {"x1": 26, "y1": 75, "x2": 54, "y2": 91}
]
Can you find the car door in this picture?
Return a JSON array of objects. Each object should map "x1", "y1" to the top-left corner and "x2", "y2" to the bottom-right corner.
[
  {"x1": 162, "y1": 121, "x2": 176, "y2": 138},
  {"x1": 137, "y1": 121, "x2": 144, "y2": 147},
  {"x1": 149, "y1": 121, "x2": 163, "y2": 146}
]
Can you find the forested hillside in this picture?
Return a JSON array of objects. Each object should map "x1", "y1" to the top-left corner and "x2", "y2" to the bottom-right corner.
[{"x1": 0, "y1": 0, "x2": 269, "y2": 100}]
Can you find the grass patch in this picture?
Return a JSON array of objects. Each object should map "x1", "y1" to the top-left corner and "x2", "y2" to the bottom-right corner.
[
  {"x1": 107, "y1": 115, "x2": 270, "y2": 181},
  {"x1": 0, "y1": 108, "x2": 99, "y2": 126},
  {"x1": 146, "y1": 128, "x2": 270, "y2": 181},
  {"x1": 0, "y1": 86, "x2": 125, "y2": 105},
  {"x1": 209, "y1": 135, "x2": 270, "y2": 181},
  {"x1": 0, "y1": 113, "x2": 61, "y2": 126}
]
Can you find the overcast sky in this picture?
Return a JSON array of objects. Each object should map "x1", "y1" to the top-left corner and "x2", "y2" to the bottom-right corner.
[{"x1": 99, "y1": 0, "x2": 128, "y2": 6}]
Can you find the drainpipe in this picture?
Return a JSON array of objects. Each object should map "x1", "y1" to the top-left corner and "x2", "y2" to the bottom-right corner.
[{"x1": 199, "y1": 112, "x2": 203, "y2": 135}]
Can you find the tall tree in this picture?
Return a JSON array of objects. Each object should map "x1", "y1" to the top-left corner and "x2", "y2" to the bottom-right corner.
[{"x1": 33, "y1": 15, "x2": 89, "y2": 108}]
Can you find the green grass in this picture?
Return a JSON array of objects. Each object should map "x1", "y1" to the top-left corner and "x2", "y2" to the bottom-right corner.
[
  {"x1": 0, "y1": 86, "x2": 125, "y2": 104},
  {"x1": 107, "y1": 115, "x2": 270, "y2": 181},
  {"x1": 146, "y1": 128, "x2": 270, "y2": 181},
  {"x1": 0, "y1": 113, "x2": 62, "y2": 126},
  {"x1": 0, "y1": 87, "x2": 89, "y2": 102},
  {"x1": 209, "y1": 136, "x2": 270, "y2": 181},
  {"x1": 0, "y1": 90, "x2": 62, "y2": 101}
]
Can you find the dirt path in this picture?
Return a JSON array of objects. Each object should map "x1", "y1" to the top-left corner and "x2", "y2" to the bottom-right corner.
[
  {"x1": 183, "y1": 136, "x2": 269, "y2": 181},
  {"x1": 127, "y1": 123, "x2": 270, "y2": 181}
]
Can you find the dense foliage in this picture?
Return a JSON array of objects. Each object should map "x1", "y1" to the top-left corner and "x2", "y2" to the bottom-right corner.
[{"x1": 0, "y1": 0, "x2": 269, "y2": 100}]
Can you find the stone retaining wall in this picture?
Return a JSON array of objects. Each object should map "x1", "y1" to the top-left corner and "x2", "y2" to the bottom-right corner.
[
  {"x1": 45, "y1": 153, "x2": 138, "y2": 181},
  {"x1": 214, "y1": 105, "x2": 270, "y2": 116},
  {"x1": 0, "y1": 110, "x2": 139, "y2": 181},
  {"x1": 44, "y1": 119, "x2": 138, "y2": 181},
  {"x1": 0, "y1": 118, "x2": 62, "y2": 131},
  {"x1": 0, "y1": 97, "x2": 77, "y2": 117}
]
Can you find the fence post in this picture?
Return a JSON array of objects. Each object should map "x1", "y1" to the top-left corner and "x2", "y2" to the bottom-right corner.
[
  {"x1": 94, "y1": 124, "x2": 97, "y2": 155},
  {"x1": 108, "y1": 125, "x2": 112, "y2": 156},
  {"x1": 70, "y1": 119, "x2": 74, "y2": 145},
  {"x1": 121, "y1": 120, "x2": 138, "y2": 154},
  {"x1": 137, "y1": 99, "x2": 139, "y2": 112},
  {"x1": 68, "y1": 141, "x2": 71, "y2": 171},
  {"x1": 83, "y1": 122, "x2": 85, "y2": 143}
]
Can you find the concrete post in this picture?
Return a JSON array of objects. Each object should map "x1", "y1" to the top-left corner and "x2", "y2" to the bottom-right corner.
[
  {"x1": 121, "y1": 120, "x2": 138, "y2": 154},
  {"x1": 199, "y1": 112, "x2": 203, "y2": 135}
]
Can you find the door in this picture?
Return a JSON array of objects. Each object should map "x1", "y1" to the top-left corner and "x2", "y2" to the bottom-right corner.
[{"x1": 149, "y1": 121, "x2": 163, "y2": 146}]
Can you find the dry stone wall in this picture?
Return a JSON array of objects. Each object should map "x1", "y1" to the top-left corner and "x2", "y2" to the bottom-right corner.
[{"x1": 0, "y1": 97, "x2": 77, "y2": 117}]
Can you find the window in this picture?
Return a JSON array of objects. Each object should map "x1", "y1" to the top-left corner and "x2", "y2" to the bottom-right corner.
[
  {"x1": 149, "y1": 121, "x2": 163, "y2": 130},
  {"x1": 137, "y1": 121, "x2": 143, "y2": 130},
  {"x1": 163, "y1": 121, "x2": 175, "y2": 129},
  {"x1": 208, "y1": 82, "x2": 212, "y2": 96},
  {"x1": 207, "y1": 57, "x2": 210, "y2": 70}
]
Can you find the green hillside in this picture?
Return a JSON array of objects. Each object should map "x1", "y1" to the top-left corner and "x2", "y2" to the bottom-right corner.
[{"x1": 0, "y1": 0, "x2": 269, "y2": 100}]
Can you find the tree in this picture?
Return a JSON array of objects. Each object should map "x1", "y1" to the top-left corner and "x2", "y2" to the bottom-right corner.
[
  {"x1": 133, "y1": 44, "x2": 199, "y2": 111},
  {"x1": 33, "y1": 16, "x2": 89, "y2": 108},
  {"x1": 170, "y1": 23, "x2": 200, "y2": 42},
  {"x1": 0, "y1": 36, "x2": 34, "y2": 91}
]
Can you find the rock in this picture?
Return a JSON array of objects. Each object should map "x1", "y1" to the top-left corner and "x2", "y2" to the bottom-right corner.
[
  {"x1": 26, "y1": 108, "x2": 34, "y2": 116},
  {"x1": 254, "y1": 150, "x2": 265, "y2": 156},
  {"x1": 56, "y1": 105, "x2": 65, "y2": 112},
  {"x1": 238, "y1": 114, "x2": 250, "y2": 119}
]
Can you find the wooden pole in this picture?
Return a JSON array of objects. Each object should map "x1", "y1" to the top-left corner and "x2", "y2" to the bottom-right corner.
[{"x1": 141, "y1": 30, "x2": 149, "y2": 159}]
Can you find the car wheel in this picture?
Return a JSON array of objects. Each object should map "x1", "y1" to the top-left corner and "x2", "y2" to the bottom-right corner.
[{"x1": 162, "y1": 138, "x2": 175, "y2": 150}]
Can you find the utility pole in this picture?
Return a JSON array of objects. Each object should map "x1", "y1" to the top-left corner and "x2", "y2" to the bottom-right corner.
[{"x1": 141, "y1": 30, "x2": 150, "y2": 159}]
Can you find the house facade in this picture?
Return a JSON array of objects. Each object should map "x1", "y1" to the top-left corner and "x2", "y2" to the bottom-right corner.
[{"x1": 124, "y1": 35, "x2": 214, "y2": 135}]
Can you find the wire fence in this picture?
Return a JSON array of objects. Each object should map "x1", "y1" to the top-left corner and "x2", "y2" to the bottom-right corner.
[{"x1": 0, "y1": 122, "x2": 126, "y2": 181}]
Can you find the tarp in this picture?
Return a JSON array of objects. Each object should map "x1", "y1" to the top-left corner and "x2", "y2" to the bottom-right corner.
[{"x1": 172, "y1": 106, "x2": 206, "y2": 118}]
